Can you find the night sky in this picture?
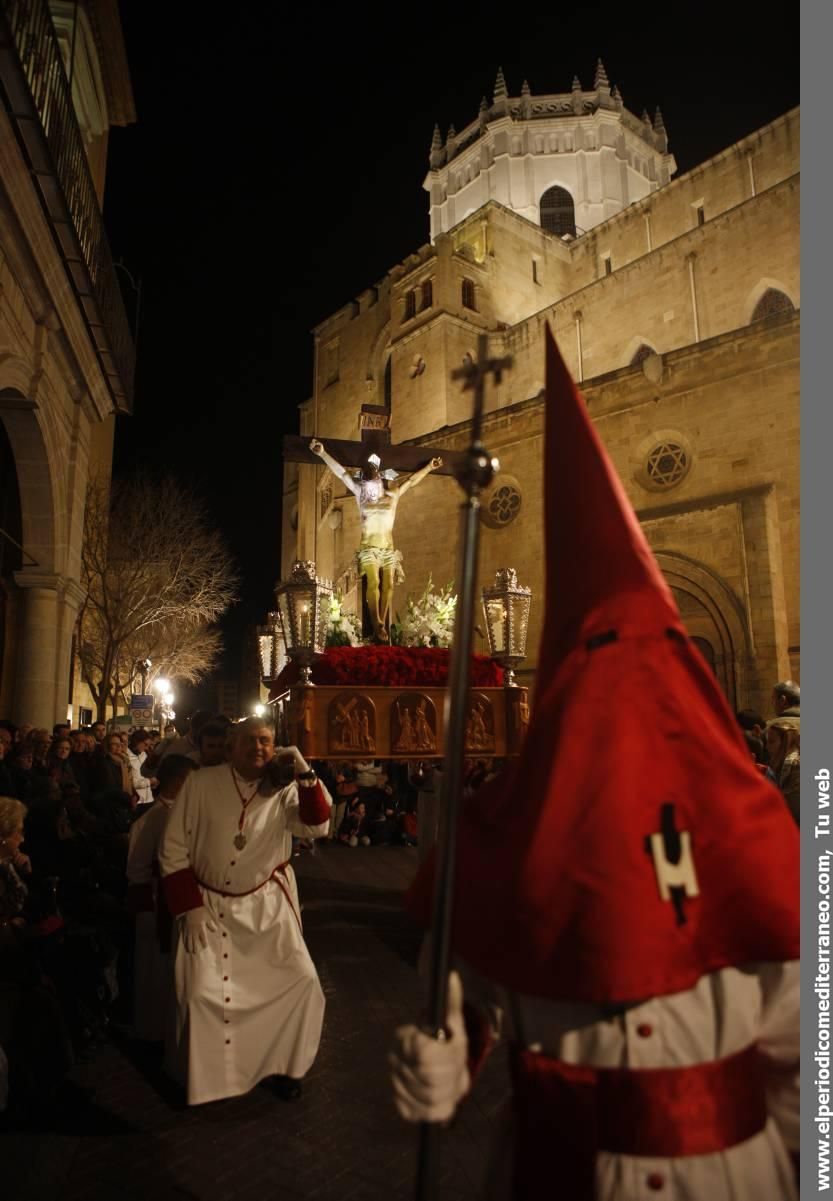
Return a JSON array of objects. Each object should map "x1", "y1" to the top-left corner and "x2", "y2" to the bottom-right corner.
[{"x1": 103, "y1": 8, "x2": 798, "y2": 694}]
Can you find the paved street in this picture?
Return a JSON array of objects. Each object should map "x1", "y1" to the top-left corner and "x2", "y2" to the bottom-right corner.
[{"x1": 5, "y1": 845, "x2": 509, "y2": 1201}]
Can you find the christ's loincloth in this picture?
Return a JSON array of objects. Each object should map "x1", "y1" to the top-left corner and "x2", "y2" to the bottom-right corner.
[{"x1": 356, "y1": 545, "x2": 405, "y2": 583}]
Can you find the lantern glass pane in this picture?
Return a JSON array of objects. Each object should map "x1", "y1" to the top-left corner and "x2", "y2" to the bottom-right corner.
[
  {"x1": 258, "y1": 635, "x2": 272, "y2": 677},
  {"x1": 483, "y1": 597, "x2": 508, "y2": 655},
  {"x1": 508, "y1": 593, "x2": 531, "y2": 657},
  {"x1": 289, "y1": 582, "x2": 316, "y2": 648},
  {"x1": 314, "y1": 582, "x2": 332, "y2": 651}
]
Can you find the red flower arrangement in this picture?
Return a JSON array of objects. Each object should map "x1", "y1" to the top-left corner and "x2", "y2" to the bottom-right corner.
[{"x1": 270, "y1": 645, "x2": 503, "y2": 694}]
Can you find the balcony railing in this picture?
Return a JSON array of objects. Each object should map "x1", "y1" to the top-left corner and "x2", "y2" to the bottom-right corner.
[{"x1": 0, "y1": 0, "x2": 135, "y2": 412}]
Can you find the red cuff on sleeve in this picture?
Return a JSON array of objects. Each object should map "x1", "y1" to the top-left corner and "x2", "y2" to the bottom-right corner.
[
  {"x1": 298, "y1": 779, "x2": 330, "y2": 825},
  {"x1": 126, "y1": 882, "x2": 155, "y2": 914},
  {"x1": 463, "y1": 1001, "x2": 495, "y2": 1083},
  {"x1": 161, "y1": 867, "x2": 203, "y2": 915}
]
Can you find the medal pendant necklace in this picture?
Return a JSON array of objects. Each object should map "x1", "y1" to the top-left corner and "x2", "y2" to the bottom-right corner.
[{"x1": 231, "y1": 767, "x2": 260, "y2": 850}]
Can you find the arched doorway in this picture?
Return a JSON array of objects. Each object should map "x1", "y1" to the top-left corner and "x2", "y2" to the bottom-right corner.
[{"x1": 655, "y1": 551, "x2": 752, "y2": 710}]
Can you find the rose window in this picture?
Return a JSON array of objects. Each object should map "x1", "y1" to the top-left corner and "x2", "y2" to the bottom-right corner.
[
  {"x1": 488, "y1": 484, "x2": 522, "y2": 525},
  {"x1": 645, "y1": 442, "x2": 689, "y2": 488}
]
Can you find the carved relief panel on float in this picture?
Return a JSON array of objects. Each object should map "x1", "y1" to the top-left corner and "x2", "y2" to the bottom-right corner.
[
  {"x1": 392, "y1": 693, "x2": 438, "y2": 754},
  {"x1": 465, "y1": 693, "x2": 495, "y2": 753},
  {"x1": 328, "y1": 692, "x2": 377, "y2": 755}
]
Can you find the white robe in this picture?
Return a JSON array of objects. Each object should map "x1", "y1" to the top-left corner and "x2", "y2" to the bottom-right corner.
[
  {"x1": 158, "y1": 764, "x2": 330, "y2": 1105},
  {"x1": 456, "y1": 959, "x2": 799, "y2": 1201},
  {"x1": 126, "y1": 795, "x2": 175, "y2": 1041}
]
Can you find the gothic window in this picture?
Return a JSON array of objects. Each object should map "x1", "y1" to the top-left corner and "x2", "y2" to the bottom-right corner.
[
  {"x1": 751, "y1": 288, "x2": 794, "y2": 323},
  {"x1": 462, "y1": 278, "x2": 477, "y2": 310},
  {"x1": 403, "y1": 290, "x2": 417, "y2": 321},
  {"x1": 630, "y1": 343, "x2": 655, "y2": 367},
  {"x1": 645, "y1": 442, "x2": 689, "y2": 489},
  {"x1": 539, "y1": 185, "x2": 576, "y2": 238},
  {"x1": 319, "y1": 484, "x2": 333, "y2": 519},
  {"x1": 421, "y1": 279, "x2": 433, "y2": 310}
]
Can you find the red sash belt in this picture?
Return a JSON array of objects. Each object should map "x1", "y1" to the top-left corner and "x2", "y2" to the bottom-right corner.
[
  {"x1": 194, "y1": 861, "x2": 302, "y2": 932},
  {"x1": 195, "y1": 859, "x2": 291, "y2": 899},
  {"x1": 509, "y1": 1043, "x2": 767, "y2": 1201}
]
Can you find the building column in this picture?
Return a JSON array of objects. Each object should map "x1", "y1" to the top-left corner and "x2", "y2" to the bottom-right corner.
[
  {"x1": 12, "y1": 571, "x2": 60, "y2": 728},
  {"x1": 59, "y1": 578, "x2": 87, "y2": 725}
]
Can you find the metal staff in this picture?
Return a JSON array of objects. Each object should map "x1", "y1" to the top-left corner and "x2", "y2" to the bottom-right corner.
[{"x1": 415, "y1": 333, "x2": 512, "y2": 1201}]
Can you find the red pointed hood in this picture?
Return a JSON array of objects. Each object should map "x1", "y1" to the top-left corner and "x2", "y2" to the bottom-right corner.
[{"x1": 406, "y1": 327, "x2": 799, "y2": 1004}]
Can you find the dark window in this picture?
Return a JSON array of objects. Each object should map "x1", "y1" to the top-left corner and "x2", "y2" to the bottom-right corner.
[
  {"x1": 404, "y1": 291, "x2": 416, "y2": 320},
  {"x1": 604, "y1": 256, "x2": 612, "y2": 276},
  {"x1": 421, "y1": 280, "x2": 433, "y2": 310},
  {"x1": 532, "y1": 259, "x2": 539, "y2": 284},
  {"x1": 751, "y1": 288, "x2": 794, "y2": 323},
  {"x1": 462, "y1": 278, "x2": 476, "y2": 310},
  {"x1": 696, "y1": 205, "x2": 705, "y2": 226},
  {"x1": 630, "y1": 343, "x2": 654, "y2": 366},
  {"x1": 539, "y1": 185, "x2": 576, "y2": 238},
  {"x1": 383, "y1": 357, "x2": 392, "y2": 407}
]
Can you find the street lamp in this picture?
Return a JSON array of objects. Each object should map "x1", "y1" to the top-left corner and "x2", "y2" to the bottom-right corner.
[
  {"x1": 274, "y1": 560, "x2": 333, "y2": 685},
  {"x1": 481, "y1": 568, "x2": 532, "y2": 687}
]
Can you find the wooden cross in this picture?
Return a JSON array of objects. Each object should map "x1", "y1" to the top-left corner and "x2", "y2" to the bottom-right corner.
[{"x1": 282, "y1": 337, "x2": 512, "y2": 478}]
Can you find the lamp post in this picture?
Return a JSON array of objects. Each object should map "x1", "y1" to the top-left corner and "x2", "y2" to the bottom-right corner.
[
  {"x1": 481, "y1": 568, "x2": 532, "y2": 687},
  {"x1": 274, "y1": 561, "x2": 333, "y2": 685},
  {"x1": 135, "y1": 658, "x2": 152, "y2": 695}
]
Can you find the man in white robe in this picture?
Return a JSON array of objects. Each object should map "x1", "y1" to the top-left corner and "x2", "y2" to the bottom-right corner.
[{"x1": 158, "y1": 717, "x2": 331, "y2": 1105}]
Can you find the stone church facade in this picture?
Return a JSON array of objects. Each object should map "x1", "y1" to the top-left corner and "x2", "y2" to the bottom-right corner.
[
  {"x1": 0, "y1": 0, "x2": 135, "y2": 728},
  {"x1": 283, "y1": 67, "x2": 799, "y2": 716}
]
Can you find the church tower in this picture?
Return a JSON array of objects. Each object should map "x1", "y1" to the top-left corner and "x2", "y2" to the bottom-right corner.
[{"x1": 425, "y1": 63, "x2": 676, "y2": 240}]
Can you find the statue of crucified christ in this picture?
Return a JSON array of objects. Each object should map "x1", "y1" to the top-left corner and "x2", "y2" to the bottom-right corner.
[{"x1": 310, "y1": 438, "x2": 442, "y2": 643}]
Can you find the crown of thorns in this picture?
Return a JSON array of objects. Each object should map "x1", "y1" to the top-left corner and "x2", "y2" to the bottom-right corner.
[{"x1": 353, "y1": 453, "x2": 399, "y2": 481}]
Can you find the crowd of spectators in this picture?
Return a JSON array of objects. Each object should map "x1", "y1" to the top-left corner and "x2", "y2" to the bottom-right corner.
[
  {"x1": 736, "y1": 678, "x2": 801, "y2": 825},
  {"x1": 0, "y1": 711, "x2": 232, "y2": 1126}
]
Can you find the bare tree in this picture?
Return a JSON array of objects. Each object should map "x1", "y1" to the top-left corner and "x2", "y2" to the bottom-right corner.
[{"x1": 79, "y1": 475, "x2": 239, "y2": 719}]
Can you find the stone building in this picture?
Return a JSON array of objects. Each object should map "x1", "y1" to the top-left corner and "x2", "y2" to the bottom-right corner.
[
  {"x1": 0, "y1": 0, "x2": 135, "y2": 728},
  {"x1": 282, "y1": 66, "x2": 799, "y2": 716}
]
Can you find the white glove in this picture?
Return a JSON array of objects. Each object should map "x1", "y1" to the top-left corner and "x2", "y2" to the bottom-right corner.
[
  {"x1": 181, "y1": 907, "x2": 217, "y2": 953},
  {"x1": 389, "y1": 971, "x2": 470, "y2": 1123},
  {"x1": 275, "y1": 745, "x2": 311, "y2": 775}
]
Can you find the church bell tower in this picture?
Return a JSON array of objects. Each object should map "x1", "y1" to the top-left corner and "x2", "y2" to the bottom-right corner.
[{"x1": 424, "y1": 62, "x2": 677, "y2": 241}]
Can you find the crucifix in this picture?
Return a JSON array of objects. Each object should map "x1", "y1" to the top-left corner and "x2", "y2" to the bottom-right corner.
[{"x1": 281, "y1": 338, "x2": 512, "y2": 645}]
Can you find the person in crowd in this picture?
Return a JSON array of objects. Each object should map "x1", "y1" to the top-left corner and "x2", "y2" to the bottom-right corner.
[
  {"x1": 765, "y1": 717, "x2": 800, "y2": 825},
  {"x1": 52, "y1": 723, "x2": 70, "y2": 741},
  {"x1": 0, "y1": 735, "x2": 14, "y2": 799},
  {"x1": 329, "y1": 763, "x2": 358, "y2": 840},
  {"x1": 126, "y1": 729, "x2": 155, "y2": 814},
  {"x1": 196, "y1": 719, "x2": 232, "y2": 767},
  {"x1": 771, "y1": 681, "x2": 800, "y2": 719},
  {"x1": 127, "y1": 754, "x2": 199, "y2": 1043},
  {"x1": 91, "y1": 722, "x2": 107, "y2": 747},
  {"x1": 338, "y1": 800, "x2": 369, "y2": 847},
  {"x1": 158, "y1": 717, "x2": 331, "y2": 1105},
  {"x1": 742, "y1": 731, "x2": 778, "y2": 785},
  {"x1": 7, "y1": 745, "x2": 35, "y2": 803},
  {"x1": 409, "y1": 761, "x2": 443, "y2": 864},
  {"x1": 16, "y1": 723, "x2": 33, "y2": 746},
  {"x1": 68, "y1": 732, "x2": 93, "y2": 801},
  {"x1": 0, "y1": 723, "x2": 14, "y2": 756},
  {"x1": 30, "y1": 730, "x2": 52, "y2": 774},
  {"x1": 391, "y1": 331, "x2": 799, "y2": 1201},
  {"x1": 87, "y1": 734, "x2": 133, "y2": 846},
  {"x1": 365, "y1": 768, "x2": 400, "y2": 845},
  {"x1": 46, "y1": 737, "x2": 77, "y2": 796},
  {"x1": 142, "y1": 712, "x2": 212, "y2": 778}
]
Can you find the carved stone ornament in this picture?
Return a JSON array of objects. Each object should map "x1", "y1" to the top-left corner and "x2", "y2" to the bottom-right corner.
[
  {"x1": 329, "y1": 692, "x2": 376, "y2": 754},
  {"x1": 465, "y1": 693, "x2": 495, "y2": 752},
  {"x1": 392, "y1": 693, "x2": 437, "y2": 754}
]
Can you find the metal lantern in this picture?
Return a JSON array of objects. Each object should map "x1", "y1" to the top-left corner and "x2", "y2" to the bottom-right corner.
[
  {"x1": 257, "y1": 612, "x2": 280, "y2": 682},
  {"x1": 274, "y1": 561, "x2": 333, "y2": 685},
  {"x1": 481, "y1": 567, "x2": 532, "y2": 687}
]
